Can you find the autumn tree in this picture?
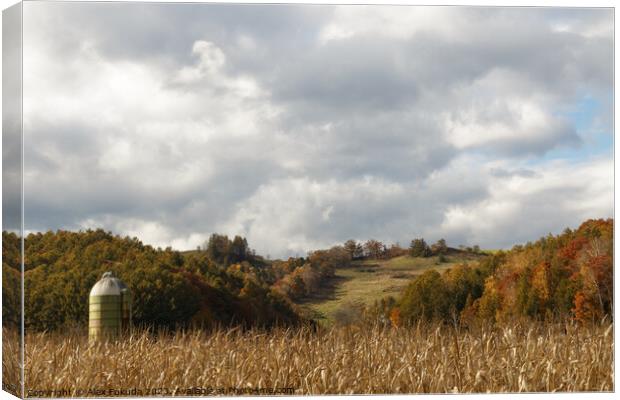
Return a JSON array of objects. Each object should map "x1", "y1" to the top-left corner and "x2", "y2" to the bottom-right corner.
[
  {"x1": 2, "y1": 232, "x2": 21, "y2": 328},
  {"x1": 386, "y1": 243, "x2": 407, "y2": 259},
  {"x1": 17, "y1": 229, "x2": 302, "y2": 331},
  {"x1": 363, "y1": 239, "x2": 385, "y2": 259},
  {"x1": 463, "y1": 219, "x2": 613, "y2": 324},
  {"x1": 343, "y1": 239, "x2": 363, "y2": 260},
  {"x1": 364, "y1": 296, "x2": 397, "y2": 326}
]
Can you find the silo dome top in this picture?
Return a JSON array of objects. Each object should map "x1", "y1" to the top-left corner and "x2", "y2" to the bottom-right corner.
[{"x1": 90, "y1": 271, "x2": 128, "y2": 297}]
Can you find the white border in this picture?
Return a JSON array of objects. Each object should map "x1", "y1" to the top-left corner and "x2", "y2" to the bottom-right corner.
[{"x1": 0, "y1": 1, "x2": 616, "y2": 400}]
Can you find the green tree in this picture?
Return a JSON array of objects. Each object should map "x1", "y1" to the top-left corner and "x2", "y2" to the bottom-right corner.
[
  {"x1": 229, "y1": 235, "x2": 249, "y2": 263},
  {"x1": 205, "y1": 233, "x2": 230, "y2": 265},
  {"x1": 409, "y1": 238, "x2": 431, "y2": 257},
  {"x1": 399, "y1": 270, "x2": 449, "y2": 323},
  {"x1": 431, "y1": 238, "x2": 448, "y2": 255}
]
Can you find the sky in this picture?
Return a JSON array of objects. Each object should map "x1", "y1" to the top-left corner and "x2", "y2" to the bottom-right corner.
[{"x1": 18, "y1": 3, "x2": 613, "y2": 258}]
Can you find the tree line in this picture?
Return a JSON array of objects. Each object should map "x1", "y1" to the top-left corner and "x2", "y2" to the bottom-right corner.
[
  {"x1": 342, "y1": 237, "x2": 479, "y2": 261},
  {"x1": 270, "y1": 246, "x2": 351, "y2": 301}
]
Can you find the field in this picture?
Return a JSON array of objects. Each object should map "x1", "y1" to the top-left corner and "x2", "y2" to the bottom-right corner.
[
  {"x1": 299, "y1": 253, "x2": 480, "y2": 324},
  {"x1": 2, "y1": 329, "x2": 21, "y2": 397},
  {"x1": 12, "y1": 321, "x2": 613, "y2": 395}
]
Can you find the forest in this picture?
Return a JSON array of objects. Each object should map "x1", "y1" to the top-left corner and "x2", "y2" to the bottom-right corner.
[
  {"x1": 391, "y1": 218, "x2": 613, "y2": 327},
  {"x1": 2, "y1": 218, "x2": 613, "y2": 332}
]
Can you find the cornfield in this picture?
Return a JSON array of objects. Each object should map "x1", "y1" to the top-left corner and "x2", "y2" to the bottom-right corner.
[{"x1": 3, "y1": 321, "x2": 614, "y2": 396}]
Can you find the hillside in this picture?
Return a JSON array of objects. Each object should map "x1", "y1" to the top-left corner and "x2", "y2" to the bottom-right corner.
[
  {"x1": 297, "y1": 251, "x2": 485, "y2": 324},
  {"x1": 3, "y1": 219, "x2": 612, "y2": 332},
  {"x1": 295, "y1": 219, "x2": 614, "y2": 327},
  {"x1": 391, "y1": 218, "x2": 613, "y2": 327},
  {"x1": 2, "y1": 230, "x2": 302, "y2": 331}
]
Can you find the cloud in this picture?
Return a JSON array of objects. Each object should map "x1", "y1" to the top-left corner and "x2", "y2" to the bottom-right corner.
[
  {"x1": 440, "y1": 157, "x2": 613, "y2": 248},
  {"x1": 318, "y1": 6, "x2": 467, "y2": 43},
  {"x1": 20, "y1": 3, "x2": 613, "y2": 257},
  {"x1": 444, "y1": 89, "x2": 582, "y2": 156},
  {"x1": 2, "y1": 4, "x2": 22, "y2": 232}
]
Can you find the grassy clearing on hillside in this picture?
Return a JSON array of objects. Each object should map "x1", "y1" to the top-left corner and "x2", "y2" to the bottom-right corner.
[
  {"x1": 300, "y1": 254, "x2": 481, "y2": 324},
  {"x1": 18, "y1": 321, "x2": 613, "y2": 395}
]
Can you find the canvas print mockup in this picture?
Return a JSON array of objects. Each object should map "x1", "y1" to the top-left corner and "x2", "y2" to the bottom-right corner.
[{"x1": 2, "y1": 1, "x2": 614, "y2": 397}]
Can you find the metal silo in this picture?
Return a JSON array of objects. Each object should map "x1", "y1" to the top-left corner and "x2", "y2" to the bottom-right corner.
[
  {"x1": 89, "y1": 271, "x2": 131, "y2": 340},
  {"x1": 121, "y1": 287, "x2": 132, "y2": 332}
]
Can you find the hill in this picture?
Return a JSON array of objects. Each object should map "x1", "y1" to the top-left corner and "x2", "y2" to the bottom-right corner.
[
  {"x1": 297, "y1": 251, "x2": 485, "y2": 325},
  {"x1": 2, "y1": 230, "x2": 301, "y2": 331},
  {"x1": 393, "y1": 218, "x2": 613, "y2": 326}
]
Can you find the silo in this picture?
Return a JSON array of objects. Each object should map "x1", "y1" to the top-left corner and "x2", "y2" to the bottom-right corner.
[
  {"x1": 89, "y1": 271, "x2": 131, "y2": 340},
  {"x1": 120, "y1": 287, "x2": 132, "y2": 333}
]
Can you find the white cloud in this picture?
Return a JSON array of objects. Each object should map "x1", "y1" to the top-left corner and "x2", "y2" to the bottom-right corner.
[
  {"x1": 444, "y1": 96, "x2": 577, "y2": 153},
  {"x1": 20, "y1": 3, "x2": 613, "y2": 257},
  {"x1": 440, "y1": 156, "x2": 613, "y2": 248},
  {"x1": 78, "y1": 216, "x2": 208, "y2": 251},
  {"x1": 319, "y1": 6, "x2": 463, "y2": 43},
  {"x1": 218, "y1": 177, "x2": 409, "y2": 255}
]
